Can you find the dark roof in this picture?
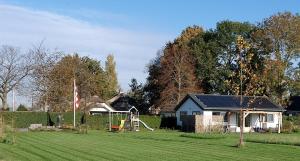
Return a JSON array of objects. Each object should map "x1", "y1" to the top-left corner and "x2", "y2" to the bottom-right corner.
[
  {"x1": 109, "y1": 94, "x2": 132, "y2": 111},
  {"x1": 175, "y1": 94, "x2": 284, "y2": 112},
  {"x1": 287, "y1": 96, "x2": 300, "y2": 111}
]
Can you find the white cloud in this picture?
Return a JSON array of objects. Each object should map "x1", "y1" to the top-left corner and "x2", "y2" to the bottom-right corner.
[{"x1": 0, "y1": 4, "x2": 171, "y2": 92}]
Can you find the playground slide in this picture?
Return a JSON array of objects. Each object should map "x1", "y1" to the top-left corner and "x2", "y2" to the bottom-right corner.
[{"x1": 138, "y1": 119, "x2": 154, "y2": 131}]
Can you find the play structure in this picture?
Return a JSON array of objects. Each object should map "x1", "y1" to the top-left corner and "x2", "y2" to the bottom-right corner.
[{"x1": 108, "y1": 106, "x2": 154, "y2": 132}]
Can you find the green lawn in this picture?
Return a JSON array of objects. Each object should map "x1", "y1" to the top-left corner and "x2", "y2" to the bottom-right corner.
[{"x1": 0, "y1": 130, "x2": 300, "y2": 161}]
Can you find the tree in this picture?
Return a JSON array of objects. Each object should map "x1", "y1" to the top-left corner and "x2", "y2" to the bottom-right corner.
[
  {"x1": 212, "y1": 21, "x2": 255, "y2": 94},
  {"x1": 37, "y1": 53, "x2": 115, "y2": 112},
  {"x1": 189, "y1": 30, "x2": 222, "y2": 93},
  {"x1": 30, "y1": 43, "x2": 62, "y2": 111},
  {"x1": 105, "y1": 54, "x2": 119, "y2": 98},
  {"x1": 144, "y1": 52, "x2": 163, "y2": 111},
  {"x1": 258, "y1": 12, "x2": 300, "y2": 104},
  {"x1": 78, "y1": 56, "x2": 107, "y2": 105},
  {"x1": 227, "y1": 36, "x2": 265, "y2": 147},
  {"x1": 0, "y1": 45, "x2": 34, "y2": 110},
  {"x1": 47, "y1": 55, "x2": 81, "y2": 111},
  {"x1": 159, "y1": 43, "x2": 201, "y2": 111},
  {"x1": 128, "y1": 78, "x2": 148, "y2": 114},
  {"x1": 16, "y1": 104, "x2": 28, "y2": 111},
  {"x1": 289, "y1": 63, "x2": 300, "y2": 96}
]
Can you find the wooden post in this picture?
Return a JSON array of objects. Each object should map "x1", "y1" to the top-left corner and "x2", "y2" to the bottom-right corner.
[
  {"x1": 278, "y1": 112, "x2": 281, "y2": 133},
  {"x1": 228, "y1": 112, "x2": 231, "y2": 131}
]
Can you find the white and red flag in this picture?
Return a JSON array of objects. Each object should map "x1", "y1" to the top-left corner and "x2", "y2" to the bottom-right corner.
[
  {"x1": 74, "y1": 82, "x2": 80, "y2": 109},
  {"x1": 73, "y1": 79, "x2": 80, "y2": 127}
]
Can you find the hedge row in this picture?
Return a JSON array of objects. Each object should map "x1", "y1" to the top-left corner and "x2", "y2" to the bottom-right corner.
[{"x1": 0, "y1": 112, "x2": 161, "y2": 130}]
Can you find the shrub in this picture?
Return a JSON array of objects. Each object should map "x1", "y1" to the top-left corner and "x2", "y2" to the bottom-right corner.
[
  {"x1": 0, "y1": 112, "x2": 161, "y2": 130},
  {"x1": 282, "y1": 120, "x2": 294, "y2": 133},
  {"x1": 76, "y1": 124, "x2": 88, "y2": 134},
  {"x1": 1, "y1": 125, "x2": 16, "y2": 144}
]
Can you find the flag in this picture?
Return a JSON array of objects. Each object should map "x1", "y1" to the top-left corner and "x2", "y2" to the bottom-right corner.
[
  {"x1": 73, "y1": 79, "x2": 79, "y2": 127},
  {"x1": 74, "y1": 80, "x2": 80, "y2": 109}
]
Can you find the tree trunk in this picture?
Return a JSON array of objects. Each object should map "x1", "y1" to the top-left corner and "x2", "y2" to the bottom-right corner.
[
  {"x1": 1, "y1": 92, "x2": 8, "y2": 110},
  {"x1": 239, "y1": 110, "x2": 244, "y2": 147}
]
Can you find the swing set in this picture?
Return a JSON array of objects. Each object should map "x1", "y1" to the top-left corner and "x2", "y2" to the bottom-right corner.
[{"x1": 108, "y1": 107, "x2": 140, "y2": 132}]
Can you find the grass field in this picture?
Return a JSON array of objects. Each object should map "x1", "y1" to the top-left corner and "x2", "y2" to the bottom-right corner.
[{"x1": 0, "y1": 130, "x2": 300, "y2": 161}]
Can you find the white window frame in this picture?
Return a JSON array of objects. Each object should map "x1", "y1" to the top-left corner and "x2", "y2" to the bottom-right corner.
[
  {"x1": 180, "y1": 111, "x2": 187, "y2": 121},
  {"x1": 267, "y1": 114, "x2": 274, "y2": 123},
  {"x1": 192, "y1": 111, "x2": 201, "y2": 115}
]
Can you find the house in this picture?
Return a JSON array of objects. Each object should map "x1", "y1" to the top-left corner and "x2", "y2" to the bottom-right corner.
[
  {"x1": 87, "y1": 96, "x2": 115, "y2": 115},
  {"x1": 286, "y1": 96, "x2": 300, "y2": 116},
  {"x1": 175, "y1": 94, "x2": 284, "y2": 133},
  {"x1": 88, "y1": 93, "x2": 134, "y2": 114},
  {"x1": 107, "y1": 93, "x2": 133, "y2": 111},
  {"x1": 160, "y1": 105, "x2": 176, "y2": 117}
]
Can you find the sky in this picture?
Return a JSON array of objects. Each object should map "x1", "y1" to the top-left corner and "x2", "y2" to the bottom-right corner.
[{"x1": 0, "y1": 0, "x2": 299, "y2": 107}]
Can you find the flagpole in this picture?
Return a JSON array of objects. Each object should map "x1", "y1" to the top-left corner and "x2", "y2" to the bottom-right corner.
[
  {"x1": 12, "y1": 87, "x2": 15, "y2": 112},
  {"x1": 73, "y1": 79, "x2": 76, "y2": 128}
]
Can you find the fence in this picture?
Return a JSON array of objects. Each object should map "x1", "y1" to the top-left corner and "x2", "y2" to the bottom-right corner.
[{"x1": 182, "y1": 115, "x2": 224, "y2": 133}]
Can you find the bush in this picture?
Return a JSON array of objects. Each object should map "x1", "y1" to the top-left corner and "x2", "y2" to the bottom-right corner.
[
  {"x1": 76, "y1": 124, "x2": 88, "y2": 134},
  {"x1": 282, "y1": 116, "x2": 300, "y2": 133},
  {"x1": 282, "y1": 120, "x2": 294, "y2": 133},
  {"x1": 0, "y1": 112, "x2": 161, "y2": 130},
  {"x1": 0, "y1": 125, "x2": 16, "y2": 144}
]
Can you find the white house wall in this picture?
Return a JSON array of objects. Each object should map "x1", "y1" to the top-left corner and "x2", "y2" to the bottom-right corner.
[
  {"x1": 230, "y1": 112, "x2": 281, "y2": 130},
  {"x1": 203, "y1": 111, "x2": 212, "y2": 126},
  {"x1": 175, "y1": 98, "x2": 282, "y2": 132},
  {"x1": 176, "y1": 98, "x2": 203, "y2": 126}
]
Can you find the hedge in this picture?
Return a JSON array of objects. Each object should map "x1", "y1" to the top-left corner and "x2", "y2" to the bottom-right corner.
[{"x1": 0, "y1": 112, "x2": 161, "y2": 130}]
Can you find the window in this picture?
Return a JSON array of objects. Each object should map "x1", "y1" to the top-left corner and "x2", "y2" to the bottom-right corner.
[
  {"x1": 267, "y1": 114, "x2": 274, "y2": 123},
  {"x1": 213, "y1": 112, "x2": 220, "y2": 115},
  {"x1": 224, "y1": 112, "x2": 228, "y2": 122},
  {"x1": 236, "y1": 113, "x2": 241, "y2": 127},
  {"x1": 180, "y1": 111, "x2": 187, "y2": 121},
  {"x1": 245, "y1": 114, "x2": 251, "y2": 127},
  {"x1": 192, "y1": 111, "x2": 201, "y2": 115}
]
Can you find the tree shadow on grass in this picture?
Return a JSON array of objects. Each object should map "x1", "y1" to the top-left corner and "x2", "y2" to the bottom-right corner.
[{"x1": 179, "y1": 134, "x2": 226, "y2": 140}]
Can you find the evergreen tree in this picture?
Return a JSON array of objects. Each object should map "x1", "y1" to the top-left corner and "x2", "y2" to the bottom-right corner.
[
  {"x1": 104, "y1": 54, "x2": 119, "y2": 98},
  {"x1": 128, "y1": 78, "x2": 148, "y2": 114}
]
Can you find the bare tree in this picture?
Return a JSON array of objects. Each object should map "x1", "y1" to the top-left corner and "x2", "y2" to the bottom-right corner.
[
  {"x1": 30, "y1": 43, "x2": 62, "y2": 111},
  {"x1": 159, "y1": 44, "x2": 202, "y2": 110},
  {"x1": 0, "y1": 45, "x2": 34, "y2": 110}
]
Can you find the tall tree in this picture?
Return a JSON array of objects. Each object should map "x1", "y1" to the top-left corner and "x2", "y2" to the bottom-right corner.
[
  {"x1": 289, "y1": 63, "x2": 300, "y2": 96},
  {"x1": 0, "y1": 45, "x2": 34, "y2": 110},
  {"x1": 144, "y1": 52, "x2": 163, "y2": 111},
  {"x1": 47, "y1": 54, "x2": 81, "y2": 111},
  {"x1": 257, "y1": 12, "x2": 300, "y2": 104},
  {"x1": 128, "y1": 78, "x2": 148, "y2": 114},
  {"x1": 78, "y1": 56, "x2": 106, "y2": 102},
  {"x1": 189, "y1": 30, "x2": 221, "y2": 93},
  {"x1": 213, "y1": 21, "x2": 254, "y2": 94},
  {"x1": 30, "y1": 43, "x2": 62, "y2": 111},
  {"x1": 159, "y1": 43, "x2": 201, "y2": 111},
  {"x1": 227, "y1": 36, "x2": 265, "y2": 147},
  {"x1": 45, "y1": 54, "x2": 110, "y2": 111},
  {"x1": 105, "y1": 54, "x2": 119, "y2": 98}
]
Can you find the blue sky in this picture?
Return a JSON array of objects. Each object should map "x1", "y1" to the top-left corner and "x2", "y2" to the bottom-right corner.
[
  {"x1": 2, "y1": 0, "x2": 299, "y2": 34},
  {"x1": 0, "y1": 0, "x2": 299, "y2": 106}
]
